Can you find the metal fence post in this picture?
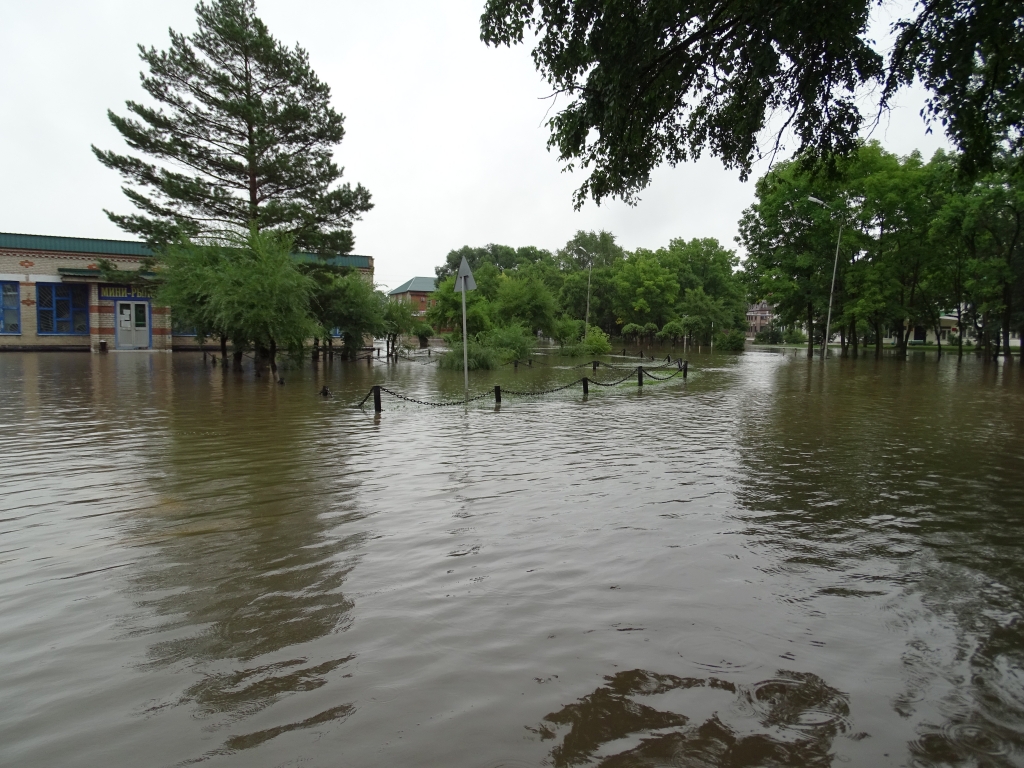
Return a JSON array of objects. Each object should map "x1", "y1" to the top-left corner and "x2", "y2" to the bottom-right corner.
[
  {"x1": 494, "y1": 385, "x2": 501, "y2": 404},
  {"x1": 373, "y1": 385, "x2": 382, "y2": 412},
  {"x1": 683, "y1": 360, "x2": 688, "y2": 378},
  {"x1": 592, "y1": 360, "x2": 599, "y2": 371},
  {"x1": 582, "y1": 377, "x2": 589, "y2": 396},
  {"x1": 638, "y1": 366, "x2": 643, "y2": 387}
]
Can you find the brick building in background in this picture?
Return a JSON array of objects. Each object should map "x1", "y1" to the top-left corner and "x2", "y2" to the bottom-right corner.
[
  {"x1": 388, "y1": 277, "x2": 436, "y2": 317},
  {"x1": 0, "y1": 232, "x2": 372, "y2": 352},
  {"x1": 746, "y1": 301, "x2": 774, "y2": 338}
]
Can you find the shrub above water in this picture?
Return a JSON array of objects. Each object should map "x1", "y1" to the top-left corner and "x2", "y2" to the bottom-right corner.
[
  {"x1": 438, "y1": 341, "x2": 501, "y2": 370},
  {"x1": 716, "y1": 329, "x2": 746, "y2": 352}
]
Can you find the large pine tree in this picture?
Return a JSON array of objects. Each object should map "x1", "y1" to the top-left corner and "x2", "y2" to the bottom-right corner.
[{"x1": 93, "y1": 0, "x2": 371, "y2": 254}]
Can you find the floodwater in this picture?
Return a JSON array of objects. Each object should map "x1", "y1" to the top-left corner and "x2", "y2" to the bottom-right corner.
[{"x1": 1, "y1": 348, "x2": 1023, "y2": 768}]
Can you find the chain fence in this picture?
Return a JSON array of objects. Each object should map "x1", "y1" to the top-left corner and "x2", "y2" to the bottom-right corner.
[{"x1": 355, "y1": 361, "x2": 690, "y2": 410}]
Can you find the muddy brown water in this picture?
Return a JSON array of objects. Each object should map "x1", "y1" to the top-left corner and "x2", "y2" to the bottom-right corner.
[{"x1": 1, "y1": 349, "x2": 1023, "y2": 767}]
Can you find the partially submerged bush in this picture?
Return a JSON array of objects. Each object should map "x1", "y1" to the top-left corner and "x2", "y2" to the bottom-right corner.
[
  {"x1": 716, "y1": 328, "x2": 746, "y2": 351},
  {"x1": 438, "y1": 341, "x2": 501, "y2": 370},
  {"x1": 783, "y1": 327, "x2": 807, "y2": 344},
  {"x1": 754, "y1": 326, "x2": 784, "y2": 344},
  {"x1": 560, "y1": 325, "x2": 612, "y2": 356},
  {"x1": 478, "y1": 323, "x2": 535, "y2": 361}
]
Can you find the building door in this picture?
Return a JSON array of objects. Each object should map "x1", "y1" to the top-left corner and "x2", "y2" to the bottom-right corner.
[{"x1": 116, "y1": 301, "x2": 150, "y2": 349}]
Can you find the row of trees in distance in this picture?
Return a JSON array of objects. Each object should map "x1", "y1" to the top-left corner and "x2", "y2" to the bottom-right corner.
[
  {"x1": 425, "y1": 230, "x2": 750, "y2": 366},
  {"x1": 741, "y1": 142, "x2": 1024, "y2": 360}
]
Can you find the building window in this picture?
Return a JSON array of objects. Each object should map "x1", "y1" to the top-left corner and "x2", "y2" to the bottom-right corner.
[
  {"x1": 1, "y1": 281, "x2": 20, "y2": 334},
  {"x1": 37, "y1": 284, "x2": 89, "y2": 335}
]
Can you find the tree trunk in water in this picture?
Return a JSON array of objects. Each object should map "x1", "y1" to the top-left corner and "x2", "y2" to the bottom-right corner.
[
  {"x1": 220, "y1": 334, "x2": 228, "y2": 363},
  {"x1": 851, "y1": 318, "x2": 859, "y2": 358},
  {"x1": 327, "y1": 337, "x2": 333, "y2": 359},
  {"x1": 1003, "y1": 285, "x2": 1013, "y2": 362},
  {"x1": 934, "y1": 321, "x2": 942, "y2": 358},
  {"x1": 895, "y1": 319, "x2": 907, "y2": 358},
  {"x1": 269, "y1": 339, "x2": 279, "y2": 380},
  {"x1": 806, "y1": 304, "x2": 815, "y2": 359},
  {"x1": 840, "y1": 325, "x2": 848, "y2": 357},
  {"x1": 874, "y1": 321, "x2": 882, "y2": 358},
  {"x1": 312, "y1": 337, "x2": 319, "y2": 362},
  {"x1": 233, "y1": 349, "x2": 244, "y2": 371}
]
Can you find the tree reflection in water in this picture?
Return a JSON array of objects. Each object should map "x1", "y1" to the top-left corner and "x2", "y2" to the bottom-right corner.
[
  {"x1": 534, "y1": 668, "x2": 852, "y2": 767},
  {"x1": 121, "y1": 370, "x2": 367, "y2": 759}
]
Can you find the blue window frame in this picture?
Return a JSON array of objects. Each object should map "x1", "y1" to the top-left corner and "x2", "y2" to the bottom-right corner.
[
  {"x1": 37, "y1": 284, "x2": 89, "y2": 335},
  {"x1": 1, "y1": 281, "x2": 20, "y2": 334}
]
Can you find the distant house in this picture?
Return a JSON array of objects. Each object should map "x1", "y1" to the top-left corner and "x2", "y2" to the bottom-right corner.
[
  {"x1": 388, "y1": 276, "x2": 436, "y2": 317},
  {"x1": 746, "y1": 301, "x2": 774, "y2": 337}
]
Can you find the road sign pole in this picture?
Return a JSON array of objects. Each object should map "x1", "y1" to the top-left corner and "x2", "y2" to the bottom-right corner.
[{"x1": 461, "y1": 276, "x2": 469, "y2": 406}]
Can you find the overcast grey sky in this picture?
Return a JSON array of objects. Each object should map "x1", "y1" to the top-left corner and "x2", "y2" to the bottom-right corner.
[{"x1": 0, "y1": 0, "x2": 951, "y2": 291}]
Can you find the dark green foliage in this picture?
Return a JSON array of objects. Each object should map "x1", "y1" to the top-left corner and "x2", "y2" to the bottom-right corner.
[
  {"x1": 438, "y1": 341, "x2": 501, "y2": 370},
  {"x1": 494, "y1": 275, "x2": 557, "y2": 335},
  {"x1": 716, "y1": 329, "x2": 747, "y2": 352},
  {"x1": 94, "y1": 0, "x2": 371, "y2": 251},
  {"x1": 886, "y1": 0, "x2": 1024, "y2": 176},
  {"x1": 429, "y1": 228, "x2": 749, "y2": 352},
  {"x1": 427, "y1": 275, "x2": 492, "y2": 337},
  {"x1": 478, "y1": 323, "x2": 537, "y2": 361},
  {"x1": 783, "y1": 327, "x2": 808, "y2": 344},
  {"x1": 482, "y1": 0, "x2": 1022, "y2": 206},
  {"x1": 741, "y1": 142, "x2": 1024, "y2": 359},
  {"x1": 754, "y1": 325, "x2": 785, "y2": 344},
  {"x1": 159, "y1": 230, "x2": 317, "y2": 371}
]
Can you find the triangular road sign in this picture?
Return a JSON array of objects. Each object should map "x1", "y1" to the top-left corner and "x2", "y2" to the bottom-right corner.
[{"x1": 454, "y1": 256, "x2": 477, "y2": 292}]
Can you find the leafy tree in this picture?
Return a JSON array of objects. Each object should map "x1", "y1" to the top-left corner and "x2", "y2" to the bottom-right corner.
[
  {"x1": 435, "y1": 243, "x2": 556, "y2": 281},
  {"x1": 297, "y1": 260, "x2": 354, "y2": 360},
  {"x1": 382, "y1": 299, "x2": 417, "y2": 357},
  {"x1": 159, "y1": 239, "x2": 230, "y2": 356},
  {"x1": 739, "y1": 154, "x2": 852, "y2": 357},
  {"x1": 556, "y1": 230, "x2": 626, "y2": 270},
  {"x1": 658, "y1": 237, "x2": 748, "y2": 334},
  {"x1": 494, "y1": 275, "x2": 557, "y2": 334},
  {"x1": 202, "y1": 229, "x2": 317, "y2": 377},
  {"x1": 481, "y1": 0, "x2": 1022, "y2": 206},
  {"x1": 329, "y1": 273, "x2": 385, "y2": 358},
  {"x1": 94, "y1": 0, "x2": 371, "y2": 252},
  {"x1": 613, "y1": 250, "x2": 679, "y2": 328},
  {"x1": 427, "y1": 275, "x2": 492, "y2": 338},
  {"x1": 678, "y1": 287, "x2": 731, "y2": 346}
]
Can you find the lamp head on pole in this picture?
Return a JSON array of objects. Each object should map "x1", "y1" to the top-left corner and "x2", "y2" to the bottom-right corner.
[{"x1": 808, "y1": 196, "x2": 826, "y2": 206}]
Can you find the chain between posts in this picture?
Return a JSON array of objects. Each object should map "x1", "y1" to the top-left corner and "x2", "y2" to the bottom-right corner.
[
  {"x1": 501, "y1": 377, "x2": 587, "y2": 396},
  {"x1": 377, "y1": 386, "x2": 493, "y2": 407},
  {"x1": 588, "y1": 370, "x2": 639, "y2": 387},
  {"x1": 642, "y1": 368, "x2": 686, "y2": 381},
  {"x1": 355, "y1": 362, "x2": 687, "y2": 408}
]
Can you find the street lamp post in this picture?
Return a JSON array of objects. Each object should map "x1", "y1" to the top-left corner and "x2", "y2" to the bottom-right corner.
[
  {"x1": 575, "y1": 246, "x2": 595, "y2": 340},
  {"x1": 809, "y1": 196, "x2": 844, "y2": 359}
]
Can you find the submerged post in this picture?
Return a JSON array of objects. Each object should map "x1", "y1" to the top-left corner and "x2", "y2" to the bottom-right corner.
[
  {"x1": 592, "y1": 360, "x2": 599, "y2": 372},
  {"x1": 372, "y1": 385, "x2": 382, "y2": 412},
  {"x1": 514, "y1": 360, "x2": 518, "y2": 370},
  {"x1": 638, "y1": 366, "x2": 644, "y2": 387},
  {"x1": 683, "y1": 360, "x2": 688, "y2": 378},
  {"x1": 582, "y1": 377, "x2": 589, "y2": 396},
  {"x1": 494, "y1": 385, "x2": 501, "y2": 404}
]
